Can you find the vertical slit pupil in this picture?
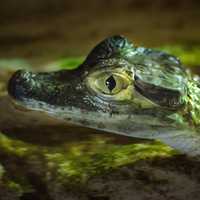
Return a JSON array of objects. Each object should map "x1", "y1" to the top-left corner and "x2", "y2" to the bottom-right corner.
[{"x1": 105, "y1": 75, "x2": 116, "y2": 92}]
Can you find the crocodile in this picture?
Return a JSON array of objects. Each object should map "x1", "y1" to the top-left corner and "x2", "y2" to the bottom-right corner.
[{"x1": 7, "y1": 35, "x2": 200, "y2": 156}]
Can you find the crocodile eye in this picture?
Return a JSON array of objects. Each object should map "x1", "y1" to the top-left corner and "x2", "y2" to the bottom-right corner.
[
  {"x1": 105, "y1": 75, "x2": 116, "y2": 92},
  {"x1": 94, "y1": 73, "x2": 128, "y2": 95}
]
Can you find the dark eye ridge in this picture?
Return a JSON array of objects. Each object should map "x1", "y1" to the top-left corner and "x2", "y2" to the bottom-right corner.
[{"x1": 105, "y1": 75, "x2": 116, "y2": 92}]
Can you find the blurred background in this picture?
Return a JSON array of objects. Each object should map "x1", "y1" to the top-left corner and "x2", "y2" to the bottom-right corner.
[{"x1": 0, "y1": 0, "x2": 200, "y2": 68}]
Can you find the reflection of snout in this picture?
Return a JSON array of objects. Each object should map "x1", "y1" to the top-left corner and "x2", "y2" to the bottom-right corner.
[{"x1": 8, "y1": 70, "x2": 34, "y2": 101}]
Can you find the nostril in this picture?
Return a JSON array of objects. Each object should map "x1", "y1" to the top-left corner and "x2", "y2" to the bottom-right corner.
[{"x1": 7, "y1": 70, "x2": 31, "y2": 100}]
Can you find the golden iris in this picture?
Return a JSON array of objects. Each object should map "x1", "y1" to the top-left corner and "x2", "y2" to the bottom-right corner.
[{"x1": 94, "y1": 73, "x2": 128, "y2": 95}]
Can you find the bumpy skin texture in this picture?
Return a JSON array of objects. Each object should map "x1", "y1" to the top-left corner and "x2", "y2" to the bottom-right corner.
[
  {"x1": 7, "y1": 35, "x2": 200, "y2": 155},
  {"x1": 8, "y1": 35, "x2": 186, "y2": 109}
]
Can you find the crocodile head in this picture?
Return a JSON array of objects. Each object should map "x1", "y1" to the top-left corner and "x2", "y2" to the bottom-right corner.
[{"x1": 7, "y1": 36, "x2": 200, "y2": 155}]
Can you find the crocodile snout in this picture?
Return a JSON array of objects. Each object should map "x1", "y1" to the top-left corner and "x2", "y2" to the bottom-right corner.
[{"x1": 8, "y1": 70, "x2": 33, "y2": 100}]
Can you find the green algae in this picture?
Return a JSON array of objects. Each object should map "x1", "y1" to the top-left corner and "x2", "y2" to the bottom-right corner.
[
  {"x1": 46, "y1": 140, "x2": 176, "y2": 184},
  {"x1": 0, "y1": 161, "x2": 32, "y2": 198},
  {"x1": 0, "y1": 133, "x2": 36, "y2": 157},
  {"x1": 5, "y1": 181, "x2": 24, "y2": 197},
  {"x1": 0, "y1": 132, "x2": 177, "y2": 186}
]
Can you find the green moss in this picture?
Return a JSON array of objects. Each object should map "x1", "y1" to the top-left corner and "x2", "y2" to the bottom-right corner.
[
  {"x1": 0, "y1": 133, "x2": 36, "y2": 157},
  {"x1": 6, "y1": 181, "x2": 24, "y2": 197},
  {"x1": 45, "y1": 137, "x2": 177, "y2": 183},
  {"x1": 0, "y1": 132, "x2": 177, "y2": 185},
  {"x1": 0, "y1": 163, "x2": 33, "y2": 197}
]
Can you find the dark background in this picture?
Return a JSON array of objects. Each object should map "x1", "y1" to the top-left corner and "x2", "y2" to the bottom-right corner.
[{"x1": 0, "y1": 0, "x2": 200, "y2": 65}]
